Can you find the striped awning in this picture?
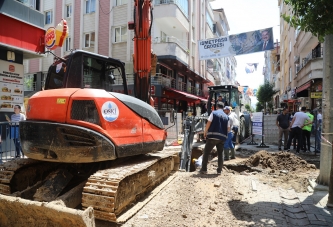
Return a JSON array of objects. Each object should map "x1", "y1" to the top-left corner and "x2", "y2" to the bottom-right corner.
[{"x1": 296, "y1": 81, "x2": 311, "y2": 93}]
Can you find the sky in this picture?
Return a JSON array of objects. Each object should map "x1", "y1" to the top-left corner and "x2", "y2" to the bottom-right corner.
[{"x1": 211, "y1": 0, "x2": 280, "y2": 107}]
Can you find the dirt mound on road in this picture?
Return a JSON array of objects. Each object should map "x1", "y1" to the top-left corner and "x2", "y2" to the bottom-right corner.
[{"x1": 242, "y1": 150, "x2": 316, "y2": 172}]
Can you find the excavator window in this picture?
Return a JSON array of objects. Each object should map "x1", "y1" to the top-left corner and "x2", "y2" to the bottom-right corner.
[
  {"x1": 46, "y1": 61, "x2": 66, "y2": 89},
  {"x1": 45, "y1": 51, "x2": 127, "y2": 94},
  {"x1": 230, "y1": 88, "x2": 239, "y2": 108}
]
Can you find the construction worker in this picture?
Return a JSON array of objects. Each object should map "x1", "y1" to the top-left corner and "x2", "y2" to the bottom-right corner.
[
  {"x1": 223, "y1": 106, "x2": 239, "y2": 160},
  {"x1": 199, "y1": 102, "x2": 230, "y2": 175}
]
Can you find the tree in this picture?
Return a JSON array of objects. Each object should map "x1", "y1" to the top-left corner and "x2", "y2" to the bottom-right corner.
[
  {"x1": 256, "y1": 81, "x2": 276, "y2": 113},
  {"x1": 282, "y1": 0, "x2": 333, "y2": 207},
  {"x1": 245, "y1": 104, "x2": 252, "y2": 112},
  {"x1": 267, "y1": 101, "x2": 274, "y2": 113},
  {"x1": 255, "y1": 102, "x2": 264, "y2": 112}
]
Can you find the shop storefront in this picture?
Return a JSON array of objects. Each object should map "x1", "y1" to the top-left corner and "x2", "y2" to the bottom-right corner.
[{"x1": 310, "y1": 80, "x2": 322, "y2": 109}]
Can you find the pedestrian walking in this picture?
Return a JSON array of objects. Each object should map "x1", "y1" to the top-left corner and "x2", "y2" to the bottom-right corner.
[
  {"x1": 276, "y1": 107, "x2": 289, "y2": 151},
  {"x1": 223, "y1": 106, "x2": 238, "y2": 160},
  {"x1": 287, "y1": 107, "x2": 312, "y2": 153},
  {"x1": 199, "y1": 102, "x2": 230, "y2": 175},
  {"x1": 5, "y1": 105, "x2": 26, "y2": 158},
  {"x1": 315, "y1": 109, "x2": 322, "y2": 153},
  {"x1": 302, "y1": 109, "x2": 314, "y2": 152}
]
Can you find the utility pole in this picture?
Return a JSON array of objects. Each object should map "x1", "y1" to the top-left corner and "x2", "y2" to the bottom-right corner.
[{"x1": 318, "y1": 34, "x2": 333, "y2": 207}]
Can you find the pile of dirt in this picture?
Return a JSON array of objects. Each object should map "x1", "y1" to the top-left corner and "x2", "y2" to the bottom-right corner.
[{"x1": 241, "y1": 150, "x2": 316, "y2": 172}]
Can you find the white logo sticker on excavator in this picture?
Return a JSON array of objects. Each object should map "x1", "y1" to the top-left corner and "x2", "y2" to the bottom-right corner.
[{"x1": 102, "y1": 101, "x2": 119, "y2": 122}]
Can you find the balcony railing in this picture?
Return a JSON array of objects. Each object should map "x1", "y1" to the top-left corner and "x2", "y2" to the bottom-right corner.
[
  {"x1": 153, "y1": 36, "x2": 188, "y2": 52},
  {"x1": 154, "y1": 0, "x2": 189, "y2": 18},
  {"x1": 151, "y1": 73, "x2": 204, "y2": 97},
  {"x1": 296, "y1": 45, "x2": 323, "y2": 74}
]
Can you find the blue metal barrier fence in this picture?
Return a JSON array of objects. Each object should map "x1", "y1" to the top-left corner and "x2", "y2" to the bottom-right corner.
[{"x1": 0, "y1": 121, "x2": 22, "y2": 164}]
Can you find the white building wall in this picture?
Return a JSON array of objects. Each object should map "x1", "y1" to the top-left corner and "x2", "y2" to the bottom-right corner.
[{"x1": 113, "y1": 5, "x2": 127, "y2": 26}]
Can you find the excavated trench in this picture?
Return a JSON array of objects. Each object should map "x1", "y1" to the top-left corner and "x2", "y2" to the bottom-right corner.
[{"x1": 224, "y1": 164, "x2": 264, "y2": 173}]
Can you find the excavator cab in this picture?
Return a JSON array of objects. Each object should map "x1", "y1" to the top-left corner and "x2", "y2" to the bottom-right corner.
[
  {"x1": 44, "y1": 50, "x2": 128, "y2": 94},
  {"x1": 20, "y1": 49, "x2": 166, "y2": 163},
  {"x1": 207, "y1": 85, "x2": 240, "y2": 114}
]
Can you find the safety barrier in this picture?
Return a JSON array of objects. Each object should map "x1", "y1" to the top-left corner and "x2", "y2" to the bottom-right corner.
[{"x1": 0, "y1": 122, "x2": 22, "y2": 164}]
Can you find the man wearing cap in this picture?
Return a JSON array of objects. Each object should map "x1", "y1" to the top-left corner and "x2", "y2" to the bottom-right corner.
[
  {"x1": 286, "y1": 107, "x2": 312, "y2": 153},
  {"x1": 199, "y1": 102, "x2": 230, "y2": 175},
  {"x1": 223, "y1": 106, "x2": 239, "y2": 160}
]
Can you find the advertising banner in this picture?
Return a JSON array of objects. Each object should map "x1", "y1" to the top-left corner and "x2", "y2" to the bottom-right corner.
[
  {"x1": 198, "y1": 36, "x2": 236, "y2": 60},
  {"x1": 0, "y1": 60, "x2": 24, "y2": 112},
  {"x1": 199, "y1": 27, "x2": 274, "y2": 60},
  {"x1": 252, "y1": 112, "x2": 263, "y2": 136},
  {"x1": 310, "y1": 92, "x2": 322, "y2": 99}
]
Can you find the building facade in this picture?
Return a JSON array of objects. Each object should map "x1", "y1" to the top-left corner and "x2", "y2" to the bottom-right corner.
[
  {"x1": 21, "y1": 0, "x2": 237, "y2": 116},
  {"x1": 278, "y1": 0, "x2": 323, "y2": 112},
  {"x1": 263, "y1": 41, "x2": 281, "y2": 111},
  {"x1": 0, "y1": 0, "x2": 45, "y2": 119}
]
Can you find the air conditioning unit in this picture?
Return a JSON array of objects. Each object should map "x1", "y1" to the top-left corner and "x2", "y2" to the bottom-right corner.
[
  {"x1": 286, "y1": 85, "x2": 291, "y2": 91},
  {"x1": 294, "y1": 55, "x2": 300, "y2": 63}
]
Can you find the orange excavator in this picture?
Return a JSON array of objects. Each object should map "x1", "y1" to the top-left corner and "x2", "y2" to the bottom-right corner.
[{"x1": 0, "y1": 1, "x2": 178, "y2": 225}]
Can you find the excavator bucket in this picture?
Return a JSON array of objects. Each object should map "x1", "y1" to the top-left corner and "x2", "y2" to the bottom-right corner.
[{"x1": 0, "y1": 194, "x2": 95, "y2": 227}]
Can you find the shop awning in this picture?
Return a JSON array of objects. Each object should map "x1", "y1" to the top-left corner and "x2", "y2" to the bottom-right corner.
[
  {"x1": 283, "y1": 99, "x2": 296, "y2": 103},
  {"x1": 164, "y1": 88, "x2": 207, "y2": 102},
  {"x1": 296, "y1": 81, "x2": 311, "y2": 93}
]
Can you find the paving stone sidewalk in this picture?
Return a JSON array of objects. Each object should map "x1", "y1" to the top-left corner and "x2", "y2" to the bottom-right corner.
[{"x1": 240, "y1": 179, "x2": 333, "y2": 226}]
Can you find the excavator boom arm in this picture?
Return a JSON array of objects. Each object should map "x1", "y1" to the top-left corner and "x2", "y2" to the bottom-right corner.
[{"x1": 129, "y1": 0, "x2": 153, "y2": 103}]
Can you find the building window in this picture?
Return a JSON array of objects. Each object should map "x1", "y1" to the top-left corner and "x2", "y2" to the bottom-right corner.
[
  {"x1": 65, "y1": 37, "x2": 71, "y2": 51},
  {"x1": 192, "y1": 26, "x2": 195, "y2": 41},
  {"x1": 289, "y1": 67, "x2": 292, "y2": 82},
  {"x1": 84, "y1": 32, "x2": 95, "y2": 48},
  {"x1": 86, "y1": 0, "x2": 96, "y2": 14},
  {"x1": 161, "y1": 31, "x2": 167, "y2": 42},
  {"x1": 206, "y1": 12, "x2": 214, "y2": 32},
  {"x1": 115, "y1": 0, "x2": 128, "y2": 6},
  {"x1": 114, "y1": 26, "x2": 127, "y2": 43},
  {"x1": 66, "y1": 4, "x2": 72, "y2": 18},
  {"x1": 45, "y1": 10, "x2": 53, "y2": 25},
  {"x1": 18, "y1": 0, "x2": 36, "y2": 8}
]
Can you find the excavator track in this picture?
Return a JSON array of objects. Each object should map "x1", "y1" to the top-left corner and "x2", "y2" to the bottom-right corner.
[
  {"x1": 82, "y1": 151, "x2": 178, "y2": 222},
  {"x1": 0, "y1": 158, "x2": 59, "y2": 195},
  {"x1": 0, "y1": 151, "x2": 179, "y2": 225}
]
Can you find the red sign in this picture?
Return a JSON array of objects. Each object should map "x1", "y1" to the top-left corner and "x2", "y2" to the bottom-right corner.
[
  {"x1": 151, "y1": 85, "x2": 155, "y2": 95},
  {"x1": 45, "y1": 27, "x2": 56, "y2": 50},
  {"x1": 9, "y1": 65, "x2": 15, "y2": 72}
]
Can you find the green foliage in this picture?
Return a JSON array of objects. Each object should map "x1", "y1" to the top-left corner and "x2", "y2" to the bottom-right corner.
[
  {"x1": 282, "y1": 0, "x2": 333, "y2": 41},
  {"x1": 245, "y1": 104, "x2": 252, "y2": 112},
  {"x1": 267, "y1": 102, "x2": 274, "y2": 112},
  {"x1": 256, "y1": 102, "x2": 264, "y2": 112},
  {"x1": 24, "y1": 76, "x2": 34, "y2": 90},
  {"x1": 256, "y1": 81, "x2": 277, "y2": 104}
]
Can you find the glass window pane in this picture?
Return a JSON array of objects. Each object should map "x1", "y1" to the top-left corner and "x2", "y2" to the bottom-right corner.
[
  {"x1": 121, "y1": 26, "x2": 127, "y2": 42},
  {"x1": 115, "y1": 28, "x2": 120, "y2": 42},
  {"x1": 85, "y1": 34, "x2": 89, "y2": 47},
  {"x1": 86, "y1": 0, "x2": 90, "y2": 13},
  {"x1": 91, "y1": 0, "x2": 96, "y2": 12},
  {"x1": 91, "y1": 32, "x2": 95, "y2": 47},
  {"x1": 66, "y1": 5, "x2": 72, "y2": 17}
]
